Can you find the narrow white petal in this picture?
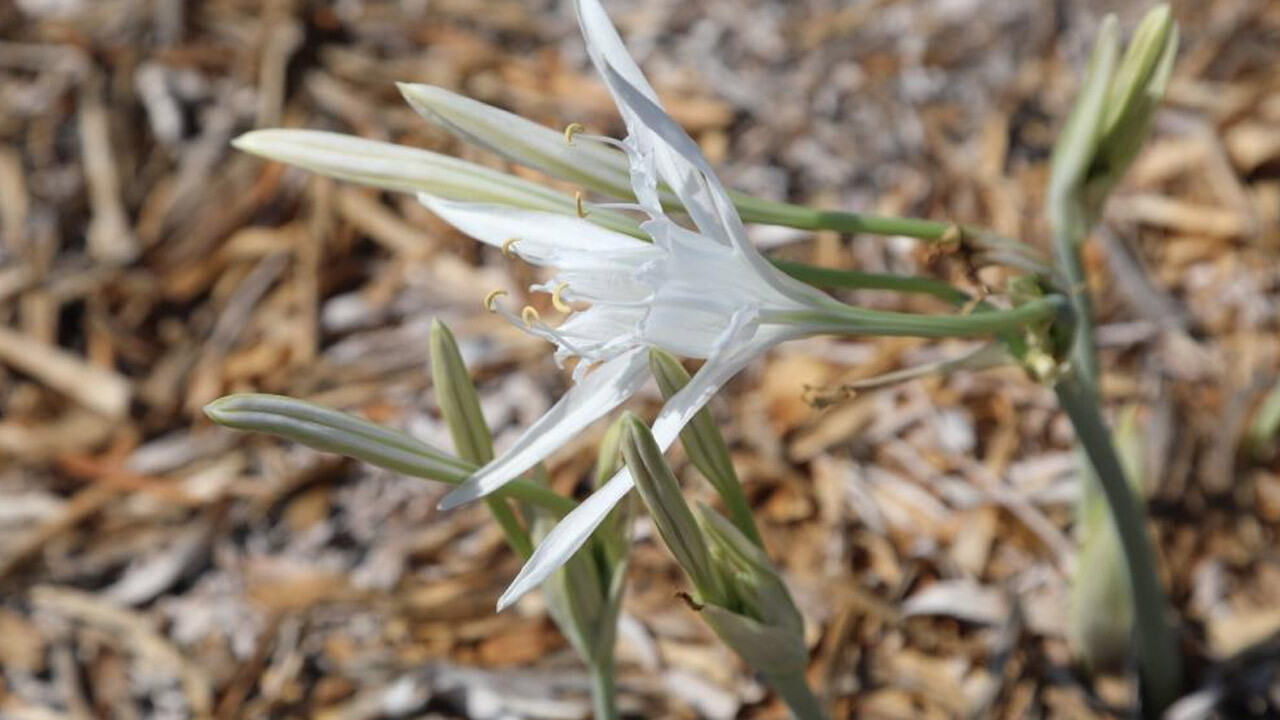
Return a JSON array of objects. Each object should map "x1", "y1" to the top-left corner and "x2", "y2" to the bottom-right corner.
[
  {"x1": 233, "y1": 129, "x2": 564, "y2": 208},
  {"x1": 419, "y1": 195, "x2": 653, "y2": 264},
  {"x1": 438, "y1": 347, "x2": 649, "y2": 511},
  {"x1": 573, "y1": 0, "x2": 732, "y2": 243},
  {"x1": 398, "y1": 83, "x2": 640, "y2": 201},
  {"x1": 496, "y1": 332, "x2": 787, "y2": 609},
  {"x1": 497, "y1": 468, "x2": 635, "y2": 610},
  {"x1": 592, "y1": 56, "x2": 837, "y2": 310}
]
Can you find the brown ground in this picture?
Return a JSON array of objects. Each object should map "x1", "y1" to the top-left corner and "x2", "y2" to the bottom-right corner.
[{"x1": 1, "y1": 0, "x2": 1279, "y2": 718}]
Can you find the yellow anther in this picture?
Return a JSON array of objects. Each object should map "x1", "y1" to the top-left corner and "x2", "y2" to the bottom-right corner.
[
  {"x1": 551, "y1": 282, "x2": 573, "y2": 313},
  {"x1": 521, "y1": 306, "x2": 541, "y2": 327},
  {"x1": 483, "y1": 289, "x2": 508, "y2": 312},
  {"x1": 575, "y1": 190, "x2": 589, "y2": 218},
  {"x1": 564, "y1": 122, "x2": 585, "y2": 146},
  {"x1": 501, "y1": 237, "x2": 520, "y2": 259}
]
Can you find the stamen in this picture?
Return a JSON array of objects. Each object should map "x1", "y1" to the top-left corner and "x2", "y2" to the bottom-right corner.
[
  {"x1": 575, "y1": 191, "x2": 589, "y2": 218},
  {"x1": 551, "y1": 282, "x2": 573, "y2": 313},
  {"x1": 563, "y1": 122, "x2": 585, "y2": 146},
  {"x1": 521, "y1": 306, "x2": 541, "y2": 327},
  {"x1": 573, "y1": 132, "x2": 629, "y2": 152},
  {"x1": 591, "y1": 202, "x2": 648, "y2": 213},
  {"x1": 501, "y1": 237, "x2": 520, "y2": 259},
  {"x1": 484, "y1": 289, "x2": 508, "y2": 312}
]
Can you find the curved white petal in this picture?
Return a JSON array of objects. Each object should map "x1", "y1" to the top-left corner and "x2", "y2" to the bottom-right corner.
[
  {"x1": 398, "y1": 83, "x2": 640, "y2": 202},
  {"x1": 574, "y1": 0, "x2": 733, "y2": 244},
  {"x1": 439, "y1": 346, "x2": 649, "y2": 511},
  {"x1": 496, "y1": 330, "x2": 790, "y2": 610},
  {"x1": 419, "y1": 195, "x2": 649, "y2": 261},
  {"x1": 601, "y1": 67, "x2": 836, "y2": 309},
  {"x1": 233, "y1": 129, "x2": 568, "y2": 210}
]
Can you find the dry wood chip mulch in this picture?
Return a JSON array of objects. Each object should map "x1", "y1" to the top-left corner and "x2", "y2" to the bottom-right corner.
[{"x1": 1, "y1": 0, "x2": 1278, "y2": 718}]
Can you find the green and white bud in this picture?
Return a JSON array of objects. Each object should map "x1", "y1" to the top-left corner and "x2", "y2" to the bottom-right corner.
[
  {"x1": 1050, "y1": 6, "x2": 1178, "y2": 232},
  {"x1": 649, "y1": 349, "x2": 762, "y2": 546},
  {"x1": 429, "y1": 319, "x2": 533, "y2": 557},
  {"x1": 429, "y1": 319, "x2": 494, "y2": 466},
  {"x1": 231, "y1": 129, "x2": 644, "y2": 239},
  {"x1": 397, "y1": 83, "x2": 660, "y2": 207},
  {"x1": 202, "y1": 393, "x2": 574, "y2": 514},
  {"x1": 620, "y1": 413, "x2": 726, "y2": 605}
]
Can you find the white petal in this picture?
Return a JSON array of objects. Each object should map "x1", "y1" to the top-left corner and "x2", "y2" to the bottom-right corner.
[
  {"x1": 594, "y1": 62, "x2": 836, "y2": 310},
  {"x1": 438, "y1": 347, "x2": 649, "y2": 511},
  {"x1": 419, "y1": 195, "x2": 655, "y2": 267},
  {"x1": 496, "y1": 332, "x2": 786, "y2": 609},
  {"x1": 398, "y1": 83, "x2": 641, "y2": 202},
  {"x1": 574, "y1": 0, "x2": 733, "y2": 243},
  {"x1": 233, "y1": 129, "x2": 567, "y2": 209}
]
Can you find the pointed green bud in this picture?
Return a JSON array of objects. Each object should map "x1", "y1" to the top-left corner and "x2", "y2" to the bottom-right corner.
[
  {"x1": 620, "y1": 413, "x2": 724, "y2": 604},
  {"x1": 698, "y1": 505, "x2": 804, "y2": 636},
  {"x1": 1049, "y1": 14, "x2": 1121, "y2": 231},
  {"x1": 397, "y1": 83, "x2": 656, "y2": 207},
  {"x1": 1050, "y1": 6, "x2": 1178, "y2": 232},
  {"x1": 594, "y1": 416, "x2": 627, "y2": 489},
  {"x1": 429, "y1": 319, "x2": 494, "y2": 466},
  {"x1": 593, "y1": 417, "x2": 634, "y2": 565},
  {"x1": 203, "y1": 393, "x2": 575, "y2": 515},
  {"x1": 1097, "y1": 5, "x2": 1178, "y2": 185},
  {"x1": 205, "y1": 393, "x2": 471, "y2": 481},
  {"x1": 429, "y1": 319, "x2": 536, "y2": 558},
  {"x1": 649, "y1": 349, "x2": 763, "y2": 546},
  {"x1": 231, "y1": 129, "x2": 644, "y2": 239}
]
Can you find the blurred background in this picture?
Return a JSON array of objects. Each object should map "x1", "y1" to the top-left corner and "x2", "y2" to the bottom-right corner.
[{"x1": 1, "y1": 0, "x2": 1278, "y2": 718}]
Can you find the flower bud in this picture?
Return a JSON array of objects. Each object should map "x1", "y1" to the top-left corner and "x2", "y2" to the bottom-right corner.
[
  {"x1": 649, "y1": 349, "x2": 762, "y2": 545},
  {"x1": 203, "y1": 393, "x2": 574, "y2": 515},
  {"x1": 1050, "y1": 6, "x2": 1178, "y2": 231},
  {"x1": 232, "y1": 129, "x2": 644, "y2": 238},
  {"x1": 204, "y1": 393, "x2": 470, "y2": 482},
  {"x1": 620, "y1": 413, "x2": 725, "y2": 604},
  {"x1": 429, "y1": 319, "x2": 494, "y2": 466}
]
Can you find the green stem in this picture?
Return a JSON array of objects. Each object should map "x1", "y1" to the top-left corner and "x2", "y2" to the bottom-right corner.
[
  {"x1": 733, "y1": 192, "x2": 1054, "y2": 274},
  {"x1": 767, "y1": 672, "x2": 828, "y2": 720},
  {"x1": 1055, "y1": 372, "x2": 1181, "y2": 714},
  {"x1": 588, "y1": 660, "x2": 619, "y2": 720},
  {"x1": 483, "y1": 497, "x2": 533, "y2": 558},
  {"x1": 732, "y1": 191, "x2": 953, "y2": 241},
  {"x1": 769, "y1": 260, "x2": 971, "y2": 305},
  {"x1": 1052, "y1": 215, "x2": 1100, "y2": 385},
  {"x1": 765, "y1": 295, "x2": 1067, "y2": 340}
]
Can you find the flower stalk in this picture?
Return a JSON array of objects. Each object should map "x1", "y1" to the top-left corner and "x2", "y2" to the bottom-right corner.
[
  {"x1": 621, "y1": 415, "x2": 827, "y2": 719},
  {"x1": 1046, "y1": 6, "x2": 1182, "y2": 714}
]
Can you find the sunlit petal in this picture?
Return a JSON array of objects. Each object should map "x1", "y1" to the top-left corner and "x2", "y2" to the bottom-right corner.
[{"x1": 439, "y1": 347, "x2": 649, "y2": 511}]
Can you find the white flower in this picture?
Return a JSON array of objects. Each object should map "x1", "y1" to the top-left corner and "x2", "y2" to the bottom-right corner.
[
  {"x1": 230, "y1": 0, "x2": 1068, "y2": 612},
  {"x1": 422, "y1": 0, "x2": 858, "y2": 610}
]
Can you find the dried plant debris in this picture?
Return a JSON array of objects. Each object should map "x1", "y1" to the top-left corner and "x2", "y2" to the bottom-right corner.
[{"x1": 1, "y1": 0, "x2": 1278, "y2": 718}]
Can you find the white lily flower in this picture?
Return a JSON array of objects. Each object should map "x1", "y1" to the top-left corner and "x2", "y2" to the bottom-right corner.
[
  {"x1": 230, "y1": 129, "x2": 644, "y2": 238},
  {"x1": 423, "y1": 0, "x2": 862, "y2": 611}
]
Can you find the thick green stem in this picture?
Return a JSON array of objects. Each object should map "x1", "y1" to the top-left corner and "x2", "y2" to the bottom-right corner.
[
  {"x1": 765, "y1": 295, "x2": 1067, "y2": 340},
  {"x1": 1052, "y1": 213, "x2": 1101, "y2": 385},
  {"x1": 1055, "y1": 373, "x2": 1181, "y2": 714},
  {"x1": 767, "y1": 672, "x2": 829, "y2": 720},
  {"x1": 589, "y1": 660, "x2": 619, "y2": 720},
  {"x1": 769, "y1": 260, "x2": 971, "y2": 305},
  {"x1": 732, "y1": 191, "x2": 953, "y2": 240}
]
